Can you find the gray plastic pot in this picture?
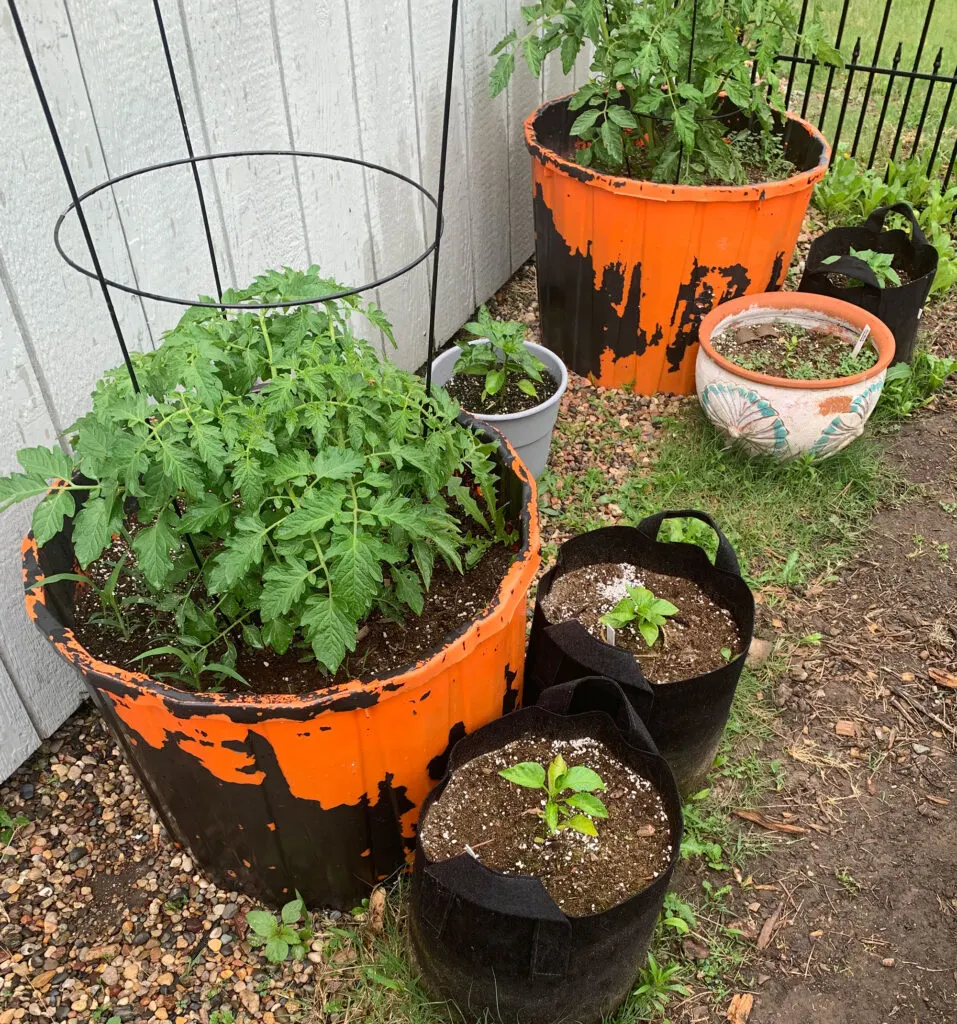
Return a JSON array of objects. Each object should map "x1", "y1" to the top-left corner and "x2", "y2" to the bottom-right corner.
[{"x1": 430, "y1": 340, "x2": 568, "y2": 478}]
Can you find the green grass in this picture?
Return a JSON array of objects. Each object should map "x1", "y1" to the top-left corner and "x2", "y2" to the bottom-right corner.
[
  {"x1": 544, "y1": 405, "x2": 897, "y2": 592},
  {"x1": 795, "y1": 0, "x2": 957, "y2": 171}
]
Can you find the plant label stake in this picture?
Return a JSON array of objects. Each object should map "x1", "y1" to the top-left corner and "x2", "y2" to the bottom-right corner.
[
  {"x1": 851, "y1": 324, "x2": 871, "y2": 358},
  {"x1": 605, "y1": 624, "x2": 616, "y2": 647}
]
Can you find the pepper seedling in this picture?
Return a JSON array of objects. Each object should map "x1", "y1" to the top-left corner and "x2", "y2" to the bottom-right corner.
[
  {"x1": 600, "y1": 585, "x2": 678, "y2": 648},
  {"x1": 499, "y1": 753, "x2": 608, "y2": 840}
]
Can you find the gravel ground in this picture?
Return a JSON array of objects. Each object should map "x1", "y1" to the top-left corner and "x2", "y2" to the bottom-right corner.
[{"x1": 0, "y1": 711, "x2": 334, "y2": 1023}]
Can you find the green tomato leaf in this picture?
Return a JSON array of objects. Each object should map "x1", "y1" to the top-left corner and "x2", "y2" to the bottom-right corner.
[
  {"x1": 606, "y1": 105, "x2": 638, "y2": 130},
  {"x1": 17, "y1": 445, "x2": 73, "y2": 482},
  {"x1": 31, "y1": 489, "x2": 75, "y2": 547}
]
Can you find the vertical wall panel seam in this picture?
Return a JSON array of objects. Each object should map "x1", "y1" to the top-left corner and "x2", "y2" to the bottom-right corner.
[
  {"x1": 268, "y1": 0, "x2": 313, "y2": 267},
  {"x1": 0, "y1": 638, "x2": 44, "y2": 739},
  {"x1": 0, "y1": 253, "x2": 68, "y2": 447},
  {"x1": 173, "y1": 0, "x2": 239, "y2": 290},
  {"x1": 61, "y1": 0, "x2": 157, "y2": 351},
  {"x1": 404, "y1": 0, "x2": 433, "y2": 316},
  {"x1": 502, "y1": 0, "x2": 514, "y2": 270},
  {"x1": 342, "y1": 0, "x2": 385, "y2": 354}
]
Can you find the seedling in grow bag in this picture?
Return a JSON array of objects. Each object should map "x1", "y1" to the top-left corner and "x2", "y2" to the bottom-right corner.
[
  {"x1": 600, "y1": 586, "x2": 678, "y2": 648},
  {"x1": 822, "y1": 247, "x2": 902, "y2": 288},
  {"x1": 452, "y1": 305, "x2": 548, "y2": 412},
  {"x1": 499, "y1": 754, "x2": 608, "y2": 839},
  {"x1": 246, "y1": 891, "x2": 312, "y2": 963}
]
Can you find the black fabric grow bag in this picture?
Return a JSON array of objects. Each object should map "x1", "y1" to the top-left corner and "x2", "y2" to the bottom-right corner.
[
  {"x1": 525, "y1": 511, "x2": 755, "y2": 795},
  {"x1": 798, "y1": 202, "x2": 938, "y2": 365},
  {"x1": 410, "y1": 677, "x2": 682, "y2": 1024}
]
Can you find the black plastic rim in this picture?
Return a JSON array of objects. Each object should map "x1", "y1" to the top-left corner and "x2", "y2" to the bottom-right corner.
[{"x1": 53, "y1": 149, "x2": 440, "y2": 310}]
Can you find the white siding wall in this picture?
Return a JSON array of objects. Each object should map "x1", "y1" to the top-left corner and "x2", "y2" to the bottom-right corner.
[{"x1": 0, "y1": 0, "x2": 590, "y2": 779}]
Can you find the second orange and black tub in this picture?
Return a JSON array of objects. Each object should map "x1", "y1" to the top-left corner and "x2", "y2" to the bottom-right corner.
[
  {"x1": 525, "y1": 97, "x2": 830, "y2": 396},
  {"x1": 22, "y1": 417, "x2": 540, "y2": 910}
]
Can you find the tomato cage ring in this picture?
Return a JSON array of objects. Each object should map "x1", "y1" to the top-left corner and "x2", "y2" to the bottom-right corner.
[{"x1": 52, "y1": 149, "x2": 440, "y2": 310}]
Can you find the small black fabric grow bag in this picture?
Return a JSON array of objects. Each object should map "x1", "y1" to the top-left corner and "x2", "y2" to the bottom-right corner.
[
  {"x1": 798, "y1": 202, "x2": 938, "y2": 365},
  {"x1": 525, "y1": 511, "x2": 755, "y2": 795},
  {"x1": 410, "y1": 677, "x2": 682, "y2": 1024}
]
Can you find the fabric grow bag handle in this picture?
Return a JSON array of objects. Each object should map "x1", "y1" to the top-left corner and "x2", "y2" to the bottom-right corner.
[
  {"x1": 864, "y1": 202, "x2": 929, "y2": 246},
  {"x1": 536, "y1": 676, "x2": 658, "y2": 757},
  {"x1": 636, "y1": 509, "x2": 741, "y2": 576},
  {"x1": 419, "y1": 855, "x2": 573, "y2": 978},
  {"x1": 537, "y1": 621, "x2": 655, "y2": 719},
  {"x1": 802, "y1": 253, "x2": 884, "y2": 293}
]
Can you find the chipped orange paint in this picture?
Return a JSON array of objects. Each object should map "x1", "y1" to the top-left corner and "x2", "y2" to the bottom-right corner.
[
  {"x1": 22, "y1": 439, "x2": 540, "y2": 857},
  {"x1": 525, "y1": 99, "x2": 830, "y2": 396},
  {"x1": 818, "y1": 395, "x2": 853, "y2": 415}
]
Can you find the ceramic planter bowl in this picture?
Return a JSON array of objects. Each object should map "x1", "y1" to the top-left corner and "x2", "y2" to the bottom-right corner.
[
  {"x1": 430, "y1": 340, "x2": 568, "y2": 478},
  {"x1": 695, "y1": 293, "x2": 896, "y2": 459}
]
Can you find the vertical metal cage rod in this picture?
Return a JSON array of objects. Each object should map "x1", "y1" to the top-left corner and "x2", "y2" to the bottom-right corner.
[
  {"x1": 152, "y1": 0, "x2": 225, "y2": 301},
  {"x1": 890, "y1": 0, "x2": 936, "y2": 161},
  {"x1": 850, "y1": 0, "x2": 893, "y2": 158},
  {"x1": 423, "y1": 0, "x2": 460, "y2": 398},
  {"x1": 6, "y1": 0, "x2": 141, "y2": 393},
  {"x1": 675, "y1": 0, "x2": 699, "y2": 186}
]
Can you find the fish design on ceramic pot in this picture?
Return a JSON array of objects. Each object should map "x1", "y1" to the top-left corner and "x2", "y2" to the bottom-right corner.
[{"x1": 699, "y1": 382, "x2": 789, "y2": 455}]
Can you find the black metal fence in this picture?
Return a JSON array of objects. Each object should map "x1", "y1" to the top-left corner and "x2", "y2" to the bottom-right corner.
[{"x1": 779, "y1": 0, "x2": 957, "y2": 186}]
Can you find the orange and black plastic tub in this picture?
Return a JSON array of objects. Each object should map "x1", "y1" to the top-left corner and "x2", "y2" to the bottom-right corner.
[
  {"x1": 525, "y1": 97, "x2": 830, "y2": 395},
  {"x1": 22, "y1": 416, "x2": 540, "y2": 909}
]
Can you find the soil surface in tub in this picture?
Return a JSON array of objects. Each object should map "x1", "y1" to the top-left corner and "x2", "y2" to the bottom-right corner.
[
  {"x1": 712, "y1": 321, "x2": 879, "y2": 381},
  {"x1": 71, "y1": 531, "x2": 518, "y2": 695},
  {"x1": 443, "y1": 368, "x2": 560, "y2": 416},
  {"x1": 419, "y1": 733, "x2": 672, "y2": 917},
  {"x1": 541, "y1": 562, "x2": 742, "y2": 682}
]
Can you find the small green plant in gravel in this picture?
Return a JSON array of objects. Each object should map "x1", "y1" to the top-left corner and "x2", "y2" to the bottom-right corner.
[
  {"x1": 454, "y1": 305, "x2": 547, "y2": 410},
  {"x1": 246, "y1": 892, "x2": 312, "y2": 964},
  {"x1": 499, "y1": 754, "x2": 608, "y2": 839},
  {"x1": 0, "y1": 807, "x2": 28, "y2": 849},
  {"x1": 0, "y1": 267, "x2": 510, "y2": 687},
  {"x1": 822, "y1": 247, "x2": 901, "y2": 287},
  {"x1": 600, "y1": 585, "x2": 678, "y2": 648}
]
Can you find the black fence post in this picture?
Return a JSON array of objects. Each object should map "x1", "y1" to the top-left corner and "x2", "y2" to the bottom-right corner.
[{"x1": 851, "y1": 0, "x2": 893, "y2": 159}]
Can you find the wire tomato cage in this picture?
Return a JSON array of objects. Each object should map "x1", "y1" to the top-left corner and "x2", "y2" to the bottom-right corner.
[{"x1": 7, "y1": 0, "x2": 460, "y2": 398}]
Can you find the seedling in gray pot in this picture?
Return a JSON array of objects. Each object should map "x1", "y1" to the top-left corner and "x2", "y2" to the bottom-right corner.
[{"x1": 454, "y1": 305, "x2": 547, "y2": 410}]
